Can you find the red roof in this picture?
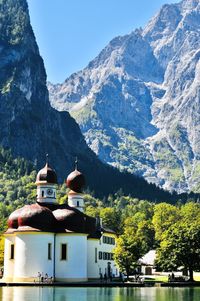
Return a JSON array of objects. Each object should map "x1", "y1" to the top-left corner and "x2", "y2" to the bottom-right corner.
[
  {"x1": 6, "y1": 202, "x2": 96, "y2": 235},
  {"x1": 36, "y1": 163, "x2": 57, "y2": 184},
  {"x1": 66, "y1": 169, "x2": 85, "y2": 192}
]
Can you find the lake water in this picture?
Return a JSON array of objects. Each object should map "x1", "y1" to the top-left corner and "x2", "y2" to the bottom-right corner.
[{"x1": 0, "y1": 286, "x2": 200, "y2": 301}]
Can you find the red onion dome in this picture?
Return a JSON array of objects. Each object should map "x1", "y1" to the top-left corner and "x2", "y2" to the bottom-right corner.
[
  {"x1": 53, "y1": 207, "x2": 96, "y2": 234},
  {"x1": 66, "y1": 169, "x2": 85, "y2": 193},
  {"x1": 53, "y1": 208, "x2": 85, "y2": 233},
  {"x1": 17, "y1": 204, "x2": 58, "y2": 232},
  {"x1": 36, "y1": 162, "x2": 57, "y2": 184},
  {"x1": 8, "y1": 207, "x2": 24, "y2": 229}
]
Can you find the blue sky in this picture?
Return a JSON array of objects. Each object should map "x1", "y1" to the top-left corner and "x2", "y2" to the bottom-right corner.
[{"x1": 27, "y1": 0, "x2": 178, "y2": 84}]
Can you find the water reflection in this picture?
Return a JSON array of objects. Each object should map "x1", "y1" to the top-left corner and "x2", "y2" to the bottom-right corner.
[{"x1": 1, "y1": 286, "x2": 200, "y2": 301}]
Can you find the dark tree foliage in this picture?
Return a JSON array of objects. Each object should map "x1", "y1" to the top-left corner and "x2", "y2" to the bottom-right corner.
[{"x1": 0, "y1": 147, "x2": 36, "y2": 232}]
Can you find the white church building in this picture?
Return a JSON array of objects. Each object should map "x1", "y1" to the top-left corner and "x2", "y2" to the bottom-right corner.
[{"x1": 3, "y1": 160, "x2": 118, "y2": 283}]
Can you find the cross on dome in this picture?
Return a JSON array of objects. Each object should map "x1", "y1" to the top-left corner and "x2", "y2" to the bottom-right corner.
[
  {"x1": 36, "y1": 155, "x2": 57, "y2": 184},
  {"x1": 66, "y1": 157, "x2": 85, "y2": 193},
  {"x1": 75, "y1": 156, "x2": 78, "y2": 171}
]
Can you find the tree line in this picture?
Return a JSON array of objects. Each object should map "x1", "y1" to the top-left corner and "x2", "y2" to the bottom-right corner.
[
  {"x1": 83, "y1": 193, "x2": 200, "y2": 281},
  {"x1": 0, "y1": 147, "x2": 200, "y2": 281}
]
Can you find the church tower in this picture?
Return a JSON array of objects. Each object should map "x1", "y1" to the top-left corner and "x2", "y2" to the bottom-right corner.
[
  {"x1": 66, "y1": 159, "x2": 85, "y2": 212},
  {"x1": 35, "y1": 155, "x2": 58, "y2": 204}
]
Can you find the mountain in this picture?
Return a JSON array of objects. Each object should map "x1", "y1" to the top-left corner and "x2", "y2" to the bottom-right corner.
[
  {"x1": 49, "y1": 0, "x2": 200, "y2": 193},
  {"x1": 0, "y1": 0, "x2": 175, "y2": 201}
]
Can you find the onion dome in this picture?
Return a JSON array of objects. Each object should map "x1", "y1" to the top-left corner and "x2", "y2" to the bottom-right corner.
[
  {"x1": 36, "y1": 155, "x2": 57, "y2": 184},
  {"x1": 66, "y1": 170, "x2": 85, "y2": 192},
  {"x1": 18, "y1": 204, "x2": 58, "y2": 231},
  {"x1": 6, "y1": 202, "x2": 97, "y2": 234},
  {"x1": 7, "y1": 207, "x2": 24, "y2": 229},
  {"x1": 53, "y1": 207, "x2": 96, "y2": 234},
  {"x1": 7, "y1": 204, "x2": 58, "y2": 233},
  {"x1": 66, "y1": 157, "x2": 85, "y2": 193}
]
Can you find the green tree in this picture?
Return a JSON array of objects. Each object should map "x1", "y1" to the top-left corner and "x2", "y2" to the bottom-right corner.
[
  {"x1": 84, "y1": 194, "x2": 103, "y2": 208},
  {"x1": 180, "y1": 202, "x2": 200, "y2": 222},
  {"x1": 124, "y1": 213, "x2": 155, "y2": 250},
  {"x1": 156, "y1": 221, "x2": 200, "y2": 281},
  {"x1": 85, "y1": 205, "x2": 100, "y2": 218},
  {"x1": 0, "y1": 236, "x2": 4, "y2": 267},
  {"x1": 114, "y1": 202, "x2": 154, "y2": 279},
  {"x1": 152, "y1": 203, "x2": 180, "y2": 241},
  {"x1": 100, "y1": 207, "x2": 121, "y2": 233},
  {"x1": 114, "y1": 233, "x2": 145, "y2": 279}
]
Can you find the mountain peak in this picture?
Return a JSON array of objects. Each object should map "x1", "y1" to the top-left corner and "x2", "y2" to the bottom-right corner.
[
  {"x1": 0, "y1": 0, "x2": 171, "y2": 200},
  {"x1": 0, "y1": 0, "x2": 34, "y2": 46},
  {"x1": 180, "y1": 0, "x2": 199, "y2": 12},
  {"x1": 143, "y1": 2, "x2": 182, "y2": 44},
  {"x1": 49, "y1": 0, "x2": 200, "y2": 193}
]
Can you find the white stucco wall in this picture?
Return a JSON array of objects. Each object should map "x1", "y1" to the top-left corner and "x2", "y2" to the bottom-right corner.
[
  {"x1": 68, "y1": 194, "x2": 84, "y2": 212},
  {"x1": 36, "y1": 184, "x2": 57, "y2": 204},
  {"x1": 3, "y1": 231, "x2": 118, "y2": 282},
  {"x1": 14, "y1": 233, "x2": 55, "y2": 281},
  {"x1": 55, "y1": 233, "x2": 88, "y2": 281},
  {"x1": 4, "y1": 232, "x2": 88, "y2": 282},
  {"x1": 4, "y1": 232, "x2": 55, "y2": 282},
  {"x1": 87, "y1": 233, "x2": 119, "y2": 279},
  {"x1": 3, "y1": 235, "x2": 15, "y2": 281},
  {"x1": 87, "y1": 239, "x2": 99, "y2": 278}
]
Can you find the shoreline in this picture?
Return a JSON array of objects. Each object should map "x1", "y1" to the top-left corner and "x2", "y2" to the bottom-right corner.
[{"x1": 1, "y1": 281, "x2": 200, "y2": 287}]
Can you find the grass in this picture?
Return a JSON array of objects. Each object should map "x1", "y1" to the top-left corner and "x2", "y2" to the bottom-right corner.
[
  {"x1": 194, "y1": 274, "x2": 200, "y2": 281},
  {"x1": 144, "y1": 275, "x2": 168, "y2": 283},
  {"x1": 144, "y1": 273, "x2": 200, "y2": 283}
]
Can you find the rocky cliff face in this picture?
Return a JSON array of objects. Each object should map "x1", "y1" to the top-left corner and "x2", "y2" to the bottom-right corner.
[
  {"x1": 143, "y1": 0, "x2": 200, "y2": 192},
  {"x1": 0, "y1": 0, "x2": 171, "y2": 200},
  {"x1": 49, "y1": 0, "x2": 200, "y2": 193},
  {"x1": 0, "y1": 0, "x2": 87, "y2": 182}
]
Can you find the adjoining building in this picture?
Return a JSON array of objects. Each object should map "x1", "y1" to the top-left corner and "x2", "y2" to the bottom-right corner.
[{"x1": 3, "y1": 159, "x2": 118, "y2": 283}]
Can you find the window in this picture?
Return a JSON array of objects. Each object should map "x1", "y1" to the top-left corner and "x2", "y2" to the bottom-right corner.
[
  {"x1": 103, "y1": 252, "x2": 111, "y2": 260},
  {"x1": 61, "y1": 244, "x2": 67, "y2": 260},
  {"x1": 112, "y1": 238, "x2": 115, "y2": 245},
  {"x1": 10, "y1": 244, "x2": 14, "y2": 259},
  {"x1": 95, "y1": 248, "x2": 97, "y2": 263},
  {"x1": 42, "y1": 191, "x2": 44, "y2": 197},
  {"x1": 102, "y1": 236, "x2": 115, "y2": 245},
  {"x1": 48, "y1": 243, "x2": 52, "y2": 260},
  {"x1": 77, "y1": 201, "x2": 79, "y2": 207},
  {"x1": 100, "y1": 252, "x2": 114, "y2": 261}
]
